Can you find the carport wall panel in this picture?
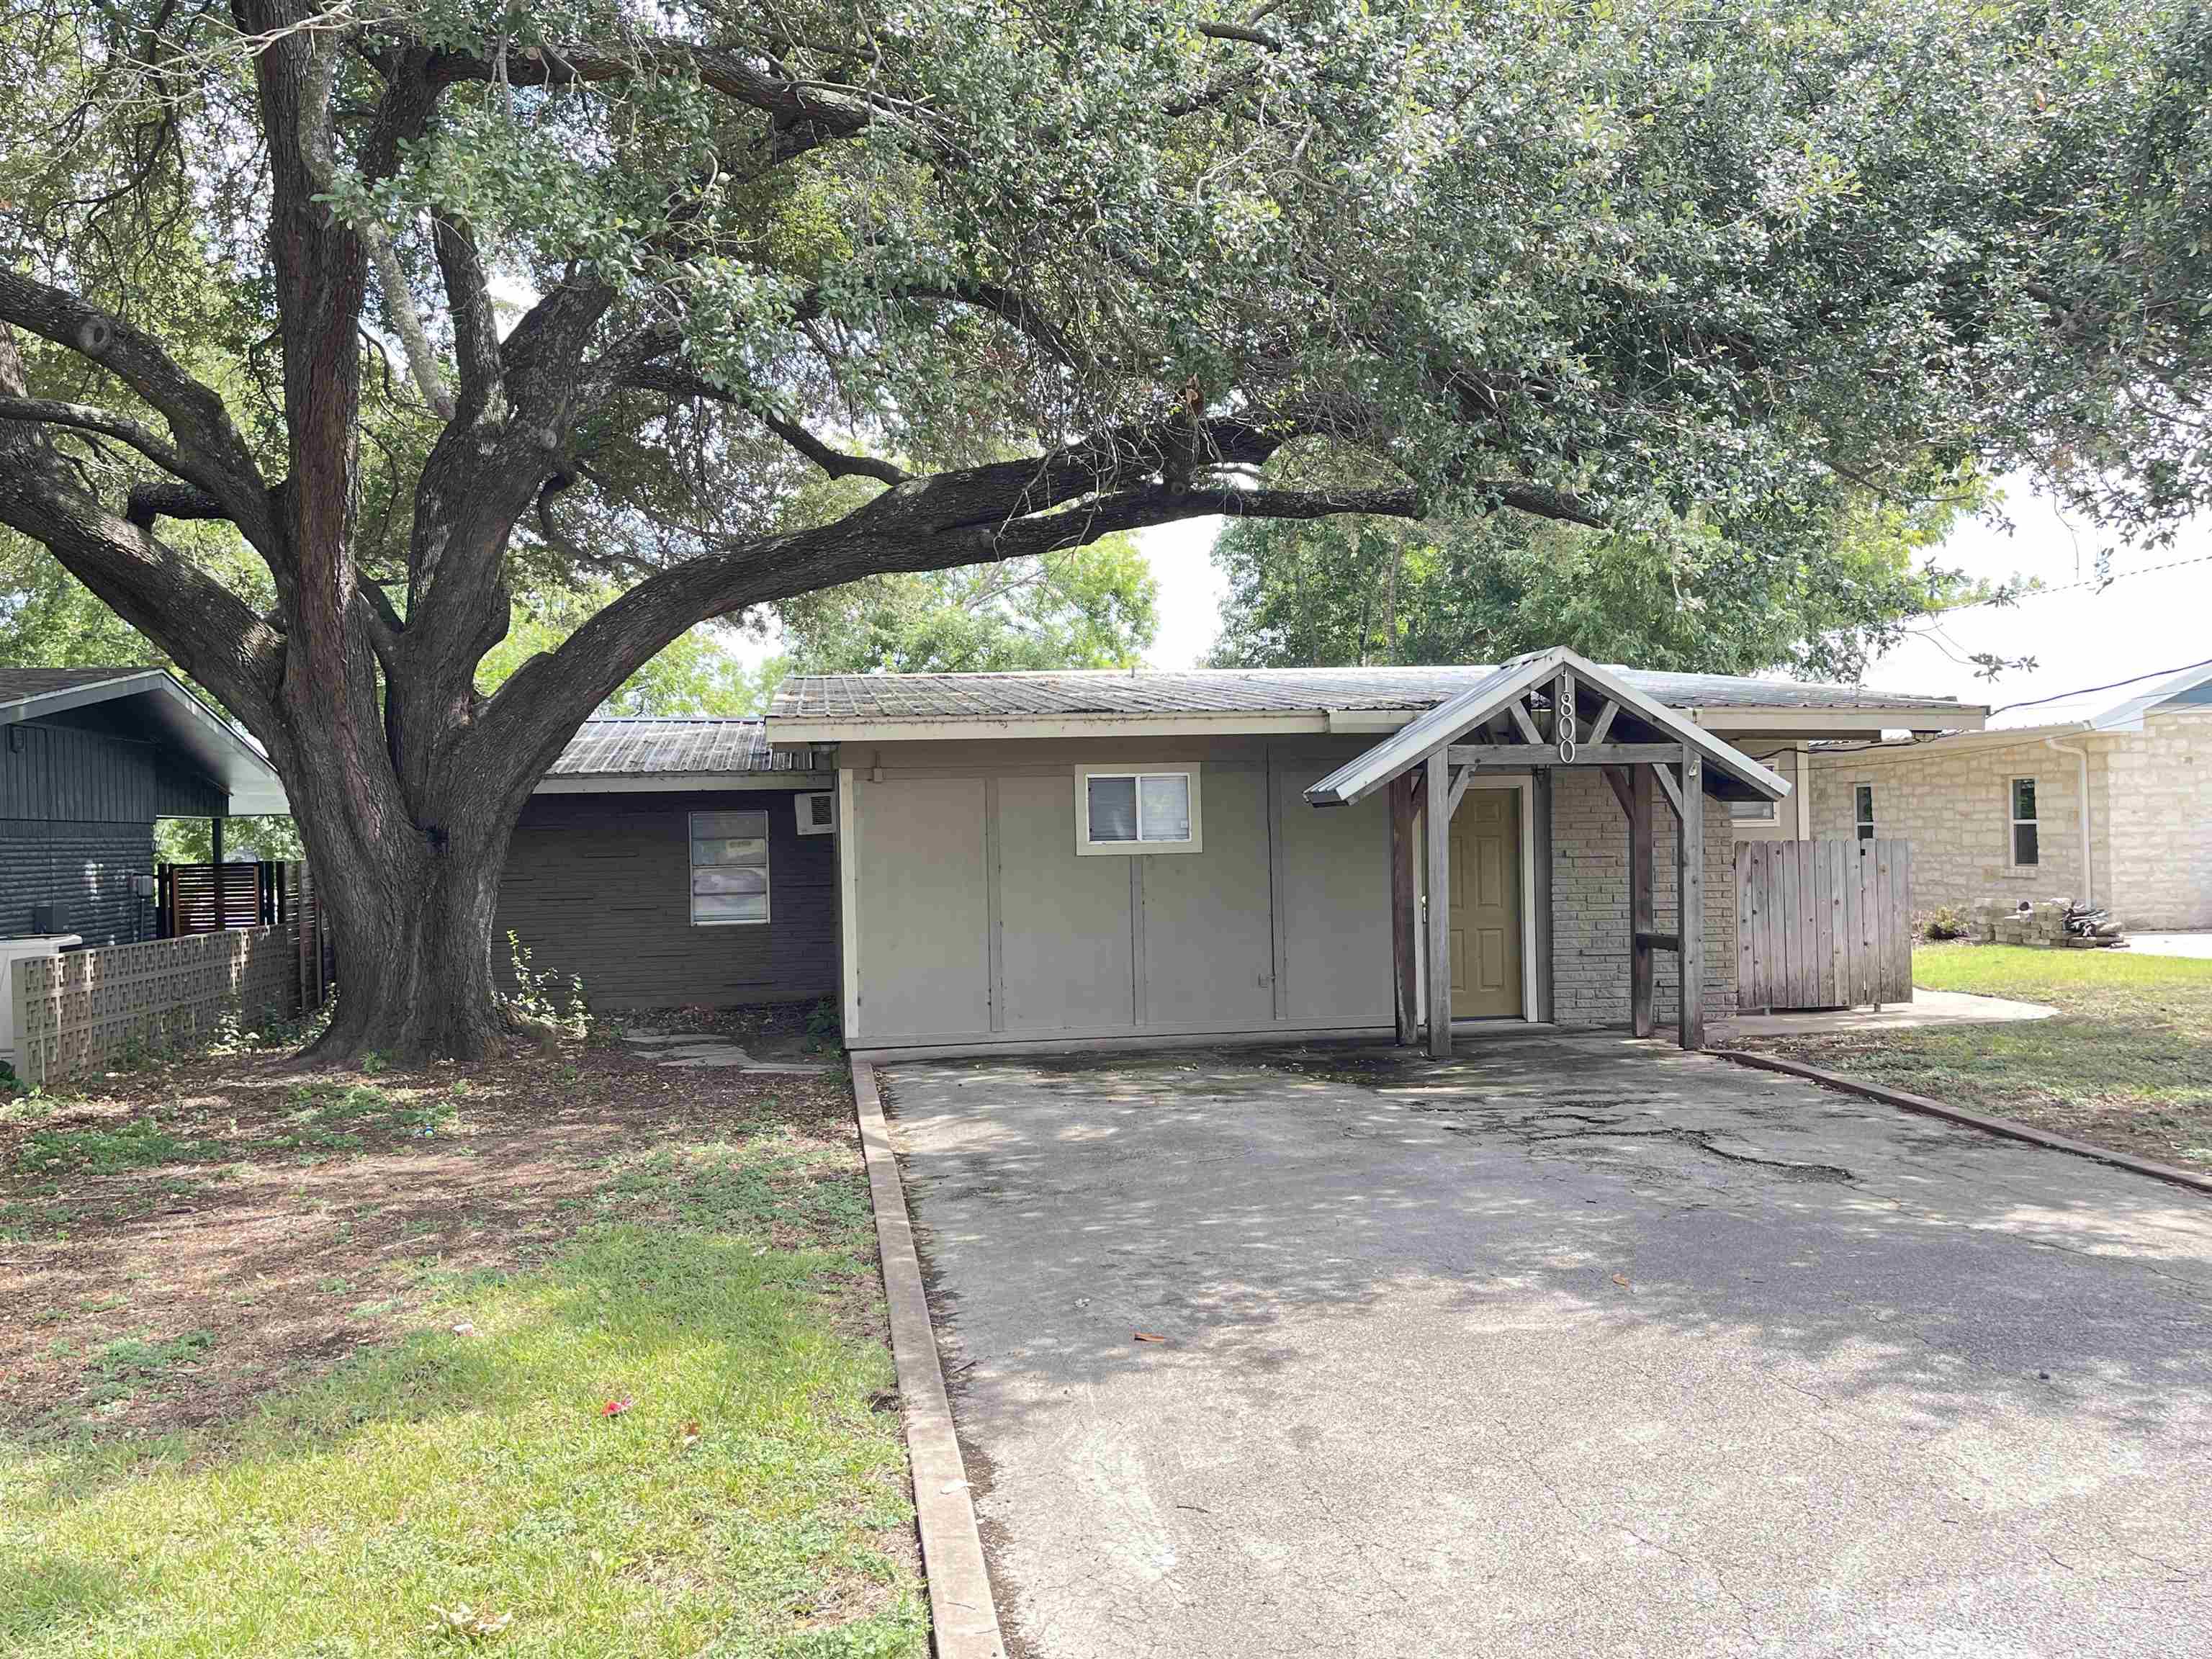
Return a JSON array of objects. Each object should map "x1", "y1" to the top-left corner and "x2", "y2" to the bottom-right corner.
[
  {"x1": 841, "y1": 735, "x2": 1393, "y2": 1046},
  {"x1": 1548, "y1": 765, "x2": 1736, "y2": 1029}
]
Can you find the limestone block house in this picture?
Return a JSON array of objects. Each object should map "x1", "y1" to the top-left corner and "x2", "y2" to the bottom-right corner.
[{"x1": 1801, "y1": 660, "x2": 2212, "y2": 930}]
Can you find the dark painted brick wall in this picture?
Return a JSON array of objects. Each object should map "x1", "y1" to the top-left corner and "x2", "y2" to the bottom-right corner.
[
  {"x1": 496, "y1": 788, "x2": 838, "y2": 1011},
  {"x1": 0, "y1": 819, "x2": 157, "y2": 945}
]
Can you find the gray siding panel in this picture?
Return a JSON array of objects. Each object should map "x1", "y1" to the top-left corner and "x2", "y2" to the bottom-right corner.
[
  {"x1": 853, "y1": 776, "x2": 992, "y2": 1038},
  {"x1": 1137, "y1": 761, "x2": 1274, "y2": 1029},
  {"x1": 0, "y1": 820, "x2": 156, "y2": 945},
  {"x1": 995, "y1": 772, "x2": 1135, "y2": 1031},
  {"x1": 495, "y1": 788, "x2": 837, "y2": 1010},
  {"x1": 0, "y1": 720, "x2": 225, "y2": 824},
  {"x1": 1274, "y1": 752, "x2": 1394, "y2": 1025}
]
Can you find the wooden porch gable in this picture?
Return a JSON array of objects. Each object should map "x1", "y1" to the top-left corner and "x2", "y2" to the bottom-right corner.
[{"x1": 1309, "y1": 647, "x2": 1789, "y2": 1059}]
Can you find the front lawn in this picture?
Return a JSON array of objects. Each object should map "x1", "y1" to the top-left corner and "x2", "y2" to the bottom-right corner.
[
  {"x1": 0, "y1": 1028, "x2": 924, "y2": 1658},
  {"x1": 1735, "y1": 943, "x2": 2212, "y2": 1172}
]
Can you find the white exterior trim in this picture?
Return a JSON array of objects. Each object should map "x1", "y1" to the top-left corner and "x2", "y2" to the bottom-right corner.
[
  {"x1": 534, "y1": 771, "x2": 833, "y2": 794},
  {"x1": 838, "y1": 765, "x2": 862, "y2": 1037},
  {"x1": 771, "y1": 711, "x2": 1335, "y2": 745},
  {"x1": 1690, "y1": 706, "x2": 1984, "y2": 734},
  {"x1": 1072, "y1": 763, "x2": 1205, "y2": 856}
]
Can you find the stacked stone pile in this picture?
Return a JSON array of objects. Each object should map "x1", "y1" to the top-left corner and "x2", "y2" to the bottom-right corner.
[{"x1": 1967, "y1": 897, "x2": 2125, "y2": 948}]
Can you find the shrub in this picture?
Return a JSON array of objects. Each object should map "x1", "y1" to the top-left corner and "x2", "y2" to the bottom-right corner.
[{"x1": 1922, "y1": 904, "x2": 1969, "y2": 942}]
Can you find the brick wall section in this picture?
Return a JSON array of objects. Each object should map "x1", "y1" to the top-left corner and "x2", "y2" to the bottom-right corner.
[
  {"x1": 1550, "y1": 767, "x2": 1735, "y2": 1028},
  {"x1": 0, "y1": 819, "x2": 156, "y2": 945},
  {"x1": 2103, "y1": 711, "x2": 2212, "y2": 929},
  {"x1": 1807, "y1": 710, "x2": 2211, "y2": 930}
]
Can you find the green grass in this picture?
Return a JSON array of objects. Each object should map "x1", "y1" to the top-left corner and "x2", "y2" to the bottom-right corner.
[
  {"x1": 1751, "y1": 944, "x2": 2212, "y2": 1169},
  {"x1": 14, "y1": 1116, "x2": 225, "y2": 1175},
  {"x1": 1, "y1": 1148, "x2": 924, "y2": 1657}
]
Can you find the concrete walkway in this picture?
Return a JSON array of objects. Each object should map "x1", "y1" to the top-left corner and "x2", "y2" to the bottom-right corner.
[
  {"x1": 1714, "y1": 986, "x2": 2054, "y2": 1040},
  {"x1": 884, "y1": 1035, "x2": 2212, "y2": 1659},
  {"x1": 2119, "y1": 931, "x2": 2212, "y2": 960}
]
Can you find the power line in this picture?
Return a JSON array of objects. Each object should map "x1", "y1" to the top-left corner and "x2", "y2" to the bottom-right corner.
[
  {"x1": 1935, "y1": 547, "x2": 2212, "y2": 615},
  {"x1": 1989, "y1": 655, "x2": 2212, "y2": 715}
]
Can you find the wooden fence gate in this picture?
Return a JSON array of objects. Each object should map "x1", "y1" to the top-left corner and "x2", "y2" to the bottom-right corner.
[{"x1": 1735, "y1": 838, "x2": 1914, "y2": 1013}]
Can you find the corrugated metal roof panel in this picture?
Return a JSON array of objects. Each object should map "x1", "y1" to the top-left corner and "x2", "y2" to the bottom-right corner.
[
  {"x1": 547, "y1": 718, "x2": 827, "y2": 778},
  {"x1": 769, "y1": 664, "x2": 1975, "y2": 724}
]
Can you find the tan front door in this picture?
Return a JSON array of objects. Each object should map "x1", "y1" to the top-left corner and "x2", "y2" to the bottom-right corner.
[{"x1": 1449, "y1": 788, "x2": 1524, "y2": 1019}]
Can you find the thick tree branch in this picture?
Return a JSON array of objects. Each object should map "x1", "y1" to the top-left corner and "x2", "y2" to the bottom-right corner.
[
  {"x1": 0, "y1": 276, "x2": 276, "y2": 555},
  {"x1": 433, "y1": 215, "x2": 505, "y2": 422},
  {"x1": 623, "y1": 365, "x2": 907, "y2": 484}
]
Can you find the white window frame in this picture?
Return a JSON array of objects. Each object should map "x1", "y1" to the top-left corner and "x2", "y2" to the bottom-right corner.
[
  {"x1": 688, "y1": 809, "x2": 771, "y2": 927},
  {"x1": 1853, "y1": 783, "x2": 1876, "y2": 842},
  {"x1": 794, "y1": 790, "x2": 836, "y2": 836},
  {"x1": 1727, "y1": 798, "x2": 1779, "y2": 824},
  {"x1": 2009, "y1": 776, "x2": 2040, "y2": 868},
  {"x1": 1074, "y1": 764, "x2": 1203, "y2": 856}
]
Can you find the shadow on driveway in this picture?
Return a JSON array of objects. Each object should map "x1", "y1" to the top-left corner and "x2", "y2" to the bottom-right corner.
[{"x1": 885, "y1": 1034, "x2": 2212, "y2": 1659}]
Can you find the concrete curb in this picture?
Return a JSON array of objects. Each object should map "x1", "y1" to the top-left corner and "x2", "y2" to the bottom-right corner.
[
  {"x1": 850, "y1": 1058, "x2": 1009, "y2": 1659},
  {"x1": 1719, "y1": 1049, "x2": 2212, "y2": 1198}
]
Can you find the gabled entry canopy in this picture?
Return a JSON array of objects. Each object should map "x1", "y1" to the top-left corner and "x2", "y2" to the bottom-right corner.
[{"x1": 1305, "y1": 647, "x2": 1790, "y2": 809}]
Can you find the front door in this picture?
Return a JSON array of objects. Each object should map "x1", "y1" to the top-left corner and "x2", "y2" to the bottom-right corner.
[{"x1": 1449, "y1": 788, "x2": 1524, "y2": 1019}]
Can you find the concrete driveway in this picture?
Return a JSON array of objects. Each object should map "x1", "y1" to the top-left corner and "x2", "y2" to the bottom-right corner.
[{"x1": 881, "y1": 1035, "x2": 2212, "y2": 1659}]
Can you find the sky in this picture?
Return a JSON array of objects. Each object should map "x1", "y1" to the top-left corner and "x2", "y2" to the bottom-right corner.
[{"x1": 1130, "y1": 478, "x2": 2212, "y2": 719}]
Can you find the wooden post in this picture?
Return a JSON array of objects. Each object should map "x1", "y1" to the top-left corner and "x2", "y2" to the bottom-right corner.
[
  {"x1": 1425, "y1": 748, "x2": 1453, "y2": 1059},
  {"x1": 1629, "y1": 764, "x2": 1655, "y2": 1038},
  {"x1": 1531, "y1": 769, "x2": 1554, "y2": 1025},
  {"x1": 1678, "y1": 750, "x2": 1705, "y2": 1051},
  {"x1": 210, "y1": 818, "x2": 226, "y2": 930},
  {"x1": 1388, "y1": 773, "x2": 1420, "y2": 1046}
]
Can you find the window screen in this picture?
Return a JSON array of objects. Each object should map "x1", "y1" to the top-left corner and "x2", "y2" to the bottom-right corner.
[
  {"x1": 1080, "y1": 770, "x2": 1195, "y2": 850},
  {"x1": 2010, "y1": 778, "x2": 2039, "y2": 866},
  {"x1": 691, "y1": 809, "x2": 769, "y2": 925}
]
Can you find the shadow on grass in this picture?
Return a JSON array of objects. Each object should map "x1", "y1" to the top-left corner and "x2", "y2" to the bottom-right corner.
[{"x1": 2, "y1": 1223, "x2": 923, "y2": 1659}]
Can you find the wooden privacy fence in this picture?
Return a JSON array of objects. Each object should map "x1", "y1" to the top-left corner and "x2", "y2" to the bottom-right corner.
[
  {"x1": 12, "y1": 898, "x2": 335, "y2": 1087},
  {"x1": 1735, "y1": 838, "x2": 1914, "y2": 1014},
  {"x1": 158, "y1": 860, "x2": 291, "y2": 936}
]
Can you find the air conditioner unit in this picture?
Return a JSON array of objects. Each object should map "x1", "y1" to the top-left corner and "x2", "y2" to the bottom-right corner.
[{"x1": 795, "y1": 791, "x2": 836, "y2": 836}]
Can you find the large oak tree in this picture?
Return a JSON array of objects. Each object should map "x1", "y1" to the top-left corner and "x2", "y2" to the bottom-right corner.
[{"x1": 0, "y1": 0, "x2": 2204, "y2": 1058}]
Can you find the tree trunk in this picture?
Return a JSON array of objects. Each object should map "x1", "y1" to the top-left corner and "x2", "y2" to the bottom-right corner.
[{"x1": 282, "y1": 736, "x2": 529, "y2": 1064}]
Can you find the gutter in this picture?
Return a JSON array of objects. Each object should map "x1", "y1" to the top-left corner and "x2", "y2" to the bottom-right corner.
[{"x1": 2043, "y1": 734, "x2": 2095, "y2": 905}]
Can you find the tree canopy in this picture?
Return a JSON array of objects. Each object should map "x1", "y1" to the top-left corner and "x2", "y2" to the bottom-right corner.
[
  {"x1": 1207, "y1": 482, "x2": 1994, "y2": 680},
  {"x1": 1, "y1": 0, "x2": 2206, "y2": 1054}
]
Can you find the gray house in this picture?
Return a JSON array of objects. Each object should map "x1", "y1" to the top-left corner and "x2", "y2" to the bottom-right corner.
[
  {"x1": 495, "y1": 718, "x2": 841, "y2": 1010},
  {"x1": 756, "y1": 651, "x2": 1978, "y2": 1056},
  {"x1": 499, "y1": 654, "x2": 1987, "y2": 1046},
  {"x1": 0, "y1": 667, "x2": 288, "y2": 945}
]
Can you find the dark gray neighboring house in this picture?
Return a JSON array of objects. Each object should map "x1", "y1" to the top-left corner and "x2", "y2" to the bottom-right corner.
[
  {"x1": 0, "y1": 667, "x2": 289, "y2": 945},
  {"x1": 496, "y1": 719, "x2": 840, "y2": 1010}
]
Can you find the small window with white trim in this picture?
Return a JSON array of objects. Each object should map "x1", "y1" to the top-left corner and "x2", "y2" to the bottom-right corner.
[
  {"x1": 1075, "y1": 766, "x2": 1202, "y2": 855},
  {"x1": 2010, "y1": 778, "x2": 2039, "y2": 866},
  {"x1": 1728, "y1": 799, "x2": 1777, "y2": 824},
  {"x1": 691, "y1": 809, "x2": 770, "y2": 925},
  {"x1": 795, "y1": 791, "x2": 836, "y2": 836},
  {"x1": 1853, "y1": 783, "x2": 1875, "y2": 842}
]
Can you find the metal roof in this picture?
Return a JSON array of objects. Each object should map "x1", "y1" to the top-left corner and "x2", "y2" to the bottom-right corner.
[
  {"x1": 0, "y1": 667, "x2": 288, "y2": 815},
  {"x1": 547, "y1": 718, "x2": 828, "y2": 778},
  {"x1": 770, "y1": 664, "x2": 1977, "y2": 724},
  {"x1": 1305, "y1": 649, "x2": 1790, "y2": 806}
]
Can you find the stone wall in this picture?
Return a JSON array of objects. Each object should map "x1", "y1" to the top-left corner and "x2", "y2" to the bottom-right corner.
[
  {"x1": 1550, "y1": 766, "x2": 1735, "y2": 1029},
  {"x1": 2101, "y1": 711, "x2": 2212, "y2": 930},
  {"x1": 1807, "y1": 711, "x2": 2211, "y2": 930},
  {"x1": 1807, "y1": 734, "x2": 2111, "y2": 923}
]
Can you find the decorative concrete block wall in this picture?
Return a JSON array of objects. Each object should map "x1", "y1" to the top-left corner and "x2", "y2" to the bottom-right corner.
[{"x1": 1550, "y1": 767, "x2": 1735, "y2": 1029}]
